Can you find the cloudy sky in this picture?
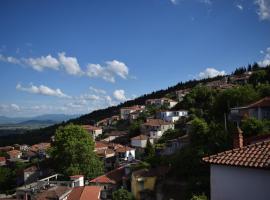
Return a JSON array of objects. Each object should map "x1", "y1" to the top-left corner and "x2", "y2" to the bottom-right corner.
[{"x1": 0, "y1": 0, "x2": 270, "y2": 117}]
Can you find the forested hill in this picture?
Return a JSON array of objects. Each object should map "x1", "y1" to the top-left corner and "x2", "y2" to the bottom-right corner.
[{"x1": 0, "y1": 63, "x2": 268, "y2": 146}]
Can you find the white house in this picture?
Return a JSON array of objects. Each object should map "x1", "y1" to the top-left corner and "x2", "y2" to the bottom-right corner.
[
  {"x1": 115, "y1": 146, "x2": 136, "y2": 162},
  {"x1": 145, "y1": 98, "x2": 178, "y2": 109},
  {"x1": 141, "y1": 119, "x2": 174, "y2": 139},
  {"x1": 120, "y1": 105, "x2": 145, "y2": 120},
  {"x1": 159, "y1": 110, "x2": 188, "y2": 122},
  {"x1": 131, "y1": 135, "x2": 153, "y2": 148},
  {"x1": 82, "y1": 125, "x2": 102, "y2": 140},
  {"x1": 203, "y1": 138, "x2": 270, "y2": 200}
]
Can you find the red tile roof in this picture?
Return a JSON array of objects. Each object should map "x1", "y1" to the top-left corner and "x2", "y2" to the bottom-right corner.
[
  {"x1": 115, "y1": 146, "x2": 135, "y2": 153},
  {"x1": 67, "y1": 186, "x2": 101, "y2": 200},
  {"x1": 95, "y1": 141, "x2": 108, "y2": 150},
  {"x1": 35, "y1": 186, "x2": 71, "y2": 200},
  {"x1": 7, "y1": 149, "x2": 21, "y2": 157},
  {"x1": 24, "y1": 165, "x2": 38, "y2": 172},
  {"x1": 70, "y1": 175, "x2": 84, "y2": 179},
  {"x1": 143, "y1": 119, "x2": 172, "y2": 126},
  {"x1": 82, "y1": 125, "x2": 102, "y2": 131},
  {"x1": 246, "y1": 97, "x2": 270, "y2": 108},
  {"x1": 131, "y1": 134, "x2": 149, "y2": 141},
  {"x1": 203, "y1": 141, "x2": 270, "y2": 169},
  {"x1": 89, "y1": 166, "x2": 125, "y2": 184},
  {"x1": 121, "y1": 105, "x2": 144, "y2": 110}
]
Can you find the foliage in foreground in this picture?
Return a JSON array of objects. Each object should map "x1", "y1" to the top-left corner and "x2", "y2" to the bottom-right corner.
[
  {"x1": 112, "y1": 188, "x2": 134, "y2": 200},
  {"x1": 50, "y1": 124, "x2": 104, "y2": 179}
]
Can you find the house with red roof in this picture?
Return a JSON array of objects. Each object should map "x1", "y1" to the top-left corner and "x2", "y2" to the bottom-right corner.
[
  {"x1": 82, "y1": 125, "x2": 102, "y2": 140},
  {"x1": 145, "y1": 97, "x2": 178, "y2": 109},
  {"x1": 131, "y1": 135, "x2": 153, "y2": 149},
  {"x1": 229, "y1": 97, "x2": 270, "y2": 124},
  {"x1": 67, "y1": 186, "x2": 102, "y2": 200},
  {"x1": 89, "y1": 166, "x2": 129, "y2": 199},
  {"x1": 120, "y1": 105, "x2": 145, "y2": 120},
  {"x1": 7, "y1": 149, "x2": 22, "y2": 159},
  {"x1": 203, "y1": 129, "x2": 270, "y2": 200},
  {"x1": 141, "y1": 119, "x2": 174, "y2": 139}
]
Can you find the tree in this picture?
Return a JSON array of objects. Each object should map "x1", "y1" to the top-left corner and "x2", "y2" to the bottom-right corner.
[
  {"x1": 249, "y1": 70, "x2": 267, "y2": 85},
  {"x1": 190, "y1": 194, "x2": 208, "y2": 200},
  {"x1": 0, "y1": 167, "x2": 14, "y2": 193},
  {"x1": 50, "y1": 124, "x2": 103, "y2": 179},
  {"x1": 112, "y1": 188, "x2": 134, "y2": 200},
  {"x1": 145, "y1": 139, "x2": 155, "y2": 158},
  {"x1": 190, "y1": 118, "x2": 209, "y2": 146},
  {"x1": 241, "y1": 118, "x2": 265, "y2": 136}
]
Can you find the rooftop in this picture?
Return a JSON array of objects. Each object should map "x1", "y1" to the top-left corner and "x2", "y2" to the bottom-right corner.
[
  {"x1": 131, "y1": 134, "x2": 149, "y2": 140},
  {"x1": 67, "y1": 186, "x2": 101, "y2": 200},
  {"x1": 203, "y1": 140, "x2": 270, "y2": 169},
  {"x1": 143, "y1": 119, "x2": 172, "y2": 126},
  {"x1": 89, "y1": 166, "x2": 125, "y2": 184},
  {"x1": 82, "y1": 125, "x2": 102, "y2": 131}
]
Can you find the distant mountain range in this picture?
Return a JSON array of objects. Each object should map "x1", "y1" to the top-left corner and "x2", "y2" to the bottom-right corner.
[{"x1": 0, "y1": 114, "x2": 80, "y2": 125}]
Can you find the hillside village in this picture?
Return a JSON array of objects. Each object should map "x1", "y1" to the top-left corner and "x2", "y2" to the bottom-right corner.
[{"x1": 1, "y1": 65, "x2": 270, "y2": 200}]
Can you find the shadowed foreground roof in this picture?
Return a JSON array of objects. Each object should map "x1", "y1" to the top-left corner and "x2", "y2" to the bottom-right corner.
[{"x1": 203, "y1": 141, "x2": 270, "y2": 169}]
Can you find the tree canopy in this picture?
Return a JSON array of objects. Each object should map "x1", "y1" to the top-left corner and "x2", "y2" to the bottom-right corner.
[{"x1": 50, "y1": 124, "x2": 103, "y2": 179}]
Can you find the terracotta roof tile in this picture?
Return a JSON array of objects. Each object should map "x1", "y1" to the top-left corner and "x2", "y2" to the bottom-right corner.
[
  {"x1": 131, "y1": 134, "x2": 149, "y2": 140},
  {"x1": 82, "y1": 125, "x2": 101, "y2": 131},
  {"x1": 89, "y1": 166, "x2": 124, "y2": 184},
  {"x1": 67, "y1": 186, "x2": 101, "y2": 200},
  {"x1": 203, "y1": 140, "x2": 270, "y2": 169},
  {"x1": 247, "y1": 97, "x2": 270, "y2": 108},
  {"x1": 143, "y1": 119, "x2": 172, "y2": 126}
]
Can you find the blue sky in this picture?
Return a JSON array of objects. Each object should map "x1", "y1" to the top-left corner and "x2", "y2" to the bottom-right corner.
[{"x1": 0, "y1": 0, "x2": 270, "y2": 117}]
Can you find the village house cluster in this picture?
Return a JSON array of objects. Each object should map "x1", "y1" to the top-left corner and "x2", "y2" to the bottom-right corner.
[{"x1": 1, "y1": 74, "x2": 270, "y2": 200}]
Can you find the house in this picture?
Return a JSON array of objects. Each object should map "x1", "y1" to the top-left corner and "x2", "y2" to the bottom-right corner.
[
  {"x1": 0, "y1": 156, "x2": 6, "y2": 166},
  {"x1": 95, "y1": 141, "x2": 109, "y2": 151},
  {"x1": 14, "y1": 144, "x2": 29, "y2": 152},
  {"x1": 203, "y1": 129, "x2": 270, "y2": 200},
  {"x1": 31, "y1": 143, "x2": 51, "y2": 158},
  {"x1": 96, "y1": 115, "x2": 120, "y2": 127},
  {"x1": 23, "y1": 165, "x2": 41, "y2": 184},
  {"x1": 67, "y1": 186, "x2": 102, "y2": 200},
  {"x1": 0, "y1": 146, "x2": 14, "y2": 152},
  {"x1": 22, "y1": 150, "x2": 38, "y2": 161},
  {"x1": 161, "y1": 134, "x2": 189, "y2": 155},
  {"x1": 7, "y1": 149, "x2": 22, "y2": 159},
  {"x1": 141, "y1": 119, "x2": 174, "y2": 139},
  {"x1": 131, "y1": 135, "x2": 153, "y2": 149},
  {"x1": 16, "y1": 174, "x2": 84, "y2": 200},
  {"x1": 82, "y1": 125, "x2": 102, "y2": 140},
  {"x1": 96, "y1": 148, "x2": 116, "y2": 170},
  {"x1": 115, "y1": 146, "x2": 135, "y2": 162},
  {"x1": 89, "y1": 166, "x2": 128, "y2": 200},
  {"x1": 145, "y1": 98, "x2": 178, "y2": 109},
  {"x1": 158, "y1": 110, "x2": 188, "y2": 122},
  {"x1": 229, "y1": 97, "x2": 270, "y2": 124},
  {"x1": 131, "y1": 167, "x2": 169, "y2": 200},
  {"x1": 120, "y1": 105, "x2": 145, "y2": 120},
  {"x1": 102, "y1": 131, "x2": 128, "y2": 142},
  {"x1": 175, "y1": 89, "x2": 191, "y2": 102}
]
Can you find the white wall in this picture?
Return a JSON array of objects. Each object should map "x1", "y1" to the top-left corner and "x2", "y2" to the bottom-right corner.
[
  {"x1": 131, "y1": 139, "x2": 147, "y2": 148},
  {"x1": 211, "y1": 164, "x2": 270, "y2": 200}
]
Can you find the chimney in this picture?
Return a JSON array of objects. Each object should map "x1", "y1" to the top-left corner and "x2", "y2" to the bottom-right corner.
[{"x1": 233, "y1": 127, "x2": 244, "y2": 148}]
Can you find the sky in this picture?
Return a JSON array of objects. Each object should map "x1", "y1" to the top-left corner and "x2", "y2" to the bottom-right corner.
[{"x1": 0, "y1": 0, "x2": 270, "y2": 117}]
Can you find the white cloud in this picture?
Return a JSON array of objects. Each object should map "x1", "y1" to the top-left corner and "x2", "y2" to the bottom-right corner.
[
  {"x1": 199, "y1": 0, "x2": 212, "y2": 5},
  {"x1": 16, "y1": 83, "x2": 70, "y2": 98},
  {"x1": 10, "y1": 104, "x2": 20, "y2": 111},
  {"x1": 86, "y1": 64, "x2": 114, "y2": 82},
  {"x1": 86, "y1": 60, "x2": 129, "y2": 83},
  {"x1": 170, "y1": 0, "x2": 179, "y2": 5},
  {"x1": 0, "y1": 54, "x2": 21, "y2": 64},
  {"x1": 236, "y1": 4, "x2": 243, "y2": 10},
  {"x1": 89, "y1": 86, "x2": 106, "y2": 94},
  {"x1": 258, "y1": 47, "x2": 270, "y2": 67},
  {"x1": 255, "y1": 0, "x2": 270, "y2": 20},
  {"x1": 106, "y1": 60, "x2": 129, "y2": 79},
  {"x1": 58, "y1": 52, "x2": 83, "y2": 75},
  {"x1": 198, "y1": 68, "x2": 226, "y2": 79},
  {"x1": 24, "y1": 55, "x2": 60, "y2": 71},
  {"x1": 113, "y1": 89, "x2": 127, "y2": 101}
]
